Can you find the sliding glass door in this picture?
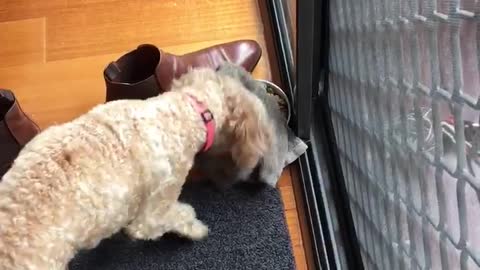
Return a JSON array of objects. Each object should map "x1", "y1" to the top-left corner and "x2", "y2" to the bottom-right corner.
[
  {"x1": 329, "y1": 0, "x2": 480, "y2": 269},
  {"x1": 266, "y1": 0, "x2": 363, "y2": 269},
  {"x1": 268, "y1": 0, "x2": 480, "y2": 269}
]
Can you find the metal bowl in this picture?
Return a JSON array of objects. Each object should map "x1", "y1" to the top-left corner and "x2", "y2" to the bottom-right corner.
[{"x1": 256, "y1": 79, "x2": 291, "y2": 123}]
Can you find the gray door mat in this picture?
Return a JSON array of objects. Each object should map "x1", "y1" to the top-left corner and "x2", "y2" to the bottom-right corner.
[{"x1": 69, "y1": 182, "x2": 295, "y2": 270}]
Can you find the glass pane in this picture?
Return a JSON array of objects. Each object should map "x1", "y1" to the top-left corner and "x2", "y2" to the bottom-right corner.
[
  {"x1": 329, "y1": 0, "x2": 480, "y2": 269},
  {"x1": 282, "y1": 0, "x2": 297, "y2": 70},
  {"x1": 285, "y1": 0, "x2": 296, "y2": 63}
]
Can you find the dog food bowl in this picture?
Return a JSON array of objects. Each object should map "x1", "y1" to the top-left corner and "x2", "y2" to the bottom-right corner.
[{"x1": 256, "y1": 79, "x2": 291, "y2": 123}]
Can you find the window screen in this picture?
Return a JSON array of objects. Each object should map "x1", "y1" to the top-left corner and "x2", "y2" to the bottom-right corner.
[{"x1": 328, "y1": 0, "x2": 480, "y2": 269}]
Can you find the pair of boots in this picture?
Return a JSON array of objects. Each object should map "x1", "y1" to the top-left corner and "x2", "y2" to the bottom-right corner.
[{"x1": 0, "y1": 40, "x2": 262, "y2": 178}]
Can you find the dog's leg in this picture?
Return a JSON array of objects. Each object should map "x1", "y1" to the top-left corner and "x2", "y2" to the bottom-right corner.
[
  {"x1": 124, "y1": 200, "x2": 208, "y2": 241},
  {"x1": 160, "y1": 201, "x2": 209, "y2": 240}
]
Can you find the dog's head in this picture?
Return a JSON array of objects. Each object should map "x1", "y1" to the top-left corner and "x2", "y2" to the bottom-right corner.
[
  {"x1": 218, "y1": 81, "x2": 274, "y2": 174},
  {"x1": 174, "y1": 68, "x2": 275, "y2": 187},
  {"x1": 231, "y1": 95, "x2": 272, "y2": 167},
  {"x1": 198, "y1": 75, "x2": 275, "y2": 185}
]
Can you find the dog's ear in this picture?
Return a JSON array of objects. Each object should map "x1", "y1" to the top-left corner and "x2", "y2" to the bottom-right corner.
[{"x1": 227, "y1": 92, "x2": 274, "y2": 171}]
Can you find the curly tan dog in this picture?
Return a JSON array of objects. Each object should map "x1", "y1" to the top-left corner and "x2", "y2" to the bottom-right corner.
[{"x1": 0, "y1": 68, "x2": 275, "y2": 270}]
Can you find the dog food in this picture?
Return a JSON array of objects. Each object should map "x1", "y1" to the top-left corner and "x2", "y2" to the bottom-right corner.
[
  {"x1": 265, "y1": 84, "x2": 288, "y2": 118},
  {"x1": 267, "y1": 90, "x2": 288, "y2": 117}
]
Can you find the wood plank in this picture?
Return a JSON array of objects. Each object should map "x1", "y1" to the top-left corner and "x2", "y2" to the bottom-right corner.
[
  {"x1": 46, "y1": 0, "x2": 262, "y2": 61},
  {"x1": 279, "y1": 166, "x2": 310, "y2": 269},
  {"x1": 293, "y1": 243, "x2": 309, "y2": 270},
  {"x1": 0, "y1": 17, "x2": 46, "y2": 67},
  {"x1": 0, "y1": 53, "x2": 114, "y2": 128},
  {"x1": 0, "y1": 0, "x2": 67, "y2": 22},
  {"x1": 280, "y1": 186, "x2": 308, "y2": 269},
  {"x1": 278, "y1": 166, "x2": 293, "y2": 187},
  {"x1": 291, "y1": 163, "x2": 316, "y2": 270},
  {"x1": 0, "y1": 37, "x2": 270, "y2": 129},
  {"x1": 280, "y1": 185, "x2": 296, "y2": 211}
]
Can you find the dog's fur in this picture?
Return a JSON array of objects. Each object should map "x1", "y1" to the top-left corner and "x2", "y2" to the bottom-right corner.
[
  {"x1": 0, "y1": 68, "x2": 274, "y2": 270},
  {"x1": 192, "y1": 63, "x2": 286, "y2": 188}
]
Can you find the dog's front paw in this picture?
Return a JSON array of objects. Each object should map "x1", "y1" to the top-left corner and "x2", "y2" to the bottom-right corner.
[{"x1": 184, "y1": 219, "x2": 209, "y2": 240}]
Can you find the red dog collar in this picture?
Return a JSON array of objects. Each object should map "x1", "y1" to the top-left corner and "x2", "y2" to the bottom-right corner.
[{"x1": 186, "y1": 94, "x2": 215, "y2": 152}]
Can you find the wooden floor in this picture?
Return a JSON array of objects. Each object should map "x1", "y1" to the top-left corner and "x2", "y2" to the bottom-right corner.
[{"x1": 0, "y1": 1, "x2": 309, "y2": 269}]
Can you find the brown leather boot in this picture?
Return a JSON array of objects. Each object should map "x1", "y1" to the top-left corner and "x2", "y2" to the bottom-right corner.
[
  {"x1": 0, "y1": 89, "x2": 40, "y2": 178},
  {"x1": 104, "y1": 39, "x2": 262, "y2": 102}
]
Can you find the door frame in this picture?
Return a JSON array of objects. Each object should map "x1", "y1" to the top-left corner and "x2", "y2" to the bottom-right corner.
[{"x1": 263, "y1": 0, "x2": 364, "y2": 269}]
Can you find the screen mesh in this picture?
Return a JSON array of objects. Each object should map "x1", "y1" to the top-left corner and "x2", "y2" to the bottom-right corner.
[{"x1": 328, "y1": 0, "x2": 480, "y2": 269}]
